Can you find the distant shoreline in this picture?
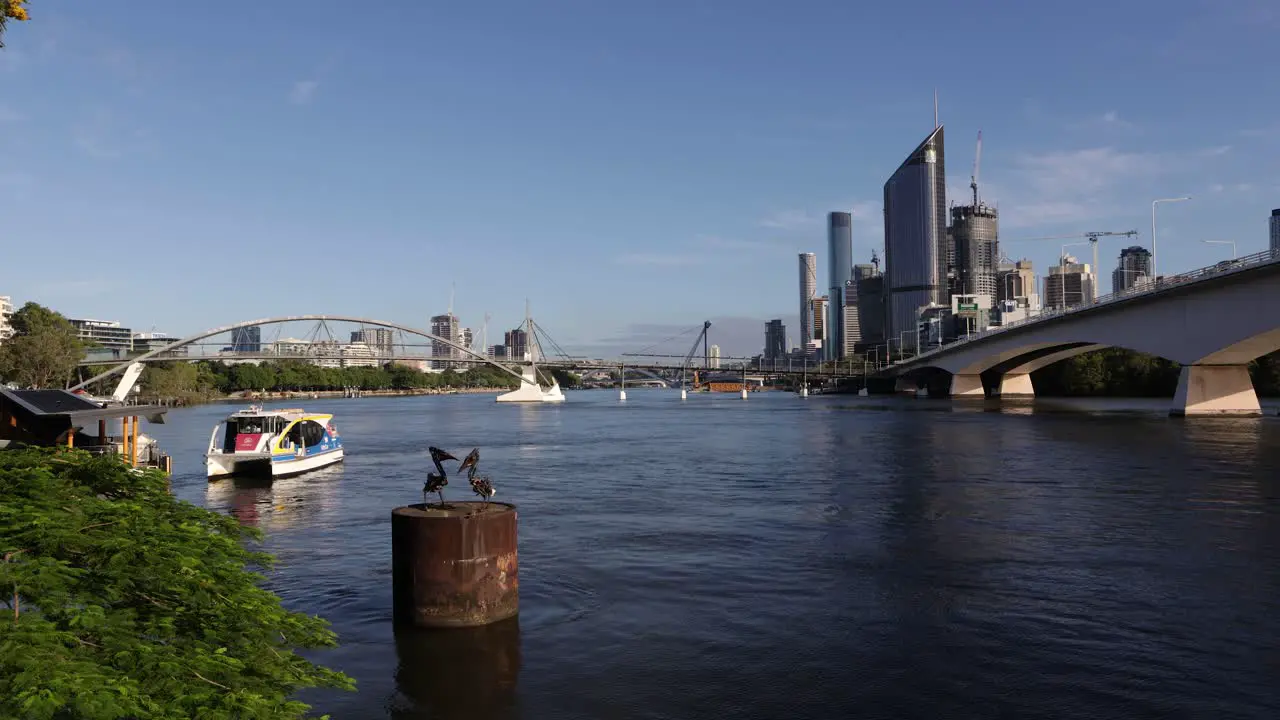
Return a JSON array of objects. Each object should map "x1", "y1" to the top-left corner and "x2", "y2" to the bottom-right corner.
[{"x1": 137, "y1": 386, "x2": 514, "y2": 408}]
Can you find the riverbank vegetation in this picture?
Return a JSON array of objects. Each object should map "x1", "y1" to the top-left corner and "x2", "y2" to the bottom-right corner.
[
  {"x1": 1032, "y1": 349, "x2": 1280, "y2": 397},
  {"x1": 0, "y1": 448, "x2": 353, "y2": 718}
]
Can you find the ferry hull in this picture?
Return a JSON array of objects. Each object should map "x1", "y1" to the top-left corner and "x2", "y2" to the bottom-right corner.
[{"x1": 207, "y1": 448, "x2": 344, "y2": 480}]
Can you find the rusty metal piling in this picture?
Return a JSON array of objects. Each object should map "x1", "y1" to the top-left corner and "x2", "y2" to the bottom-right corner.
[{"x1": 391, "y1": 501, "x2": 519, "y2": 628}]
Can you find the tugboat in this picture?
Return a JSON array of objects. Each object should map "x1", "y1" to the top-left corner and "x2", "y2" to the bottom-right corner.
[{"x1": 205, "y1": 405, "x2": 343, "y2": 480}]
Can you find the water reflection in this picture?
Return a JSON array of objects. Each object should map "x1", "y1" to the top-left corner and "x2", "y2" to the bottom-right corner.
[
  {"x1": 390, "y1": 619, "x2": 521, "y2": 720},
  {"x1": 204, "y1": 464, "x2": 346, "y2": 530}
]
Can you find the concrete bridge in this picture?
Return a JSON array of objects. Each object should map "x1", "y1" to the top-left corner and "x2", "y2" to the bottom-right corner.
[{"x1": 886, "y1": 249, "x2": 1280, "y2": 416}]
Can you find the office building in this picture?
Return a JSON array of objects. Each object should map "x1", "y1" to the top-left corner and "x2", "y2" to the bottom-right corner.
[
  {"x1": 461, "y1": 327, "x2": 474, "y2": 354},
  {"x1": 504, "y1": 328, "x2": 529, "y2": 362},
  {"x1": 0, "y1": 296, "x2": 13, "y2": 345},
  {"x1": 883, "y1": 125, "x2": 947, "y2": 348},
  {"x1": 351, "y1": 328, "x2": 395, "y2": 358},
  {"x1": 131, "y1": 332, "x2": 187, "y2": 357},
  {"x1": 1270, "y1": 209, "x2": 1279, "y2": 252},
  {"x1": 1043, "y1": 256, "x2": 1095, "y2": 310},
  {"x1": 430, "y1": 313, "x2": 461, "y2": 369},
  {"x1": 69, "y1": 319, "x2": 133, "y2": 354},
  {"x1": 995, "y1": 259, "x2": 1041, "y2": 324},
  {"x1": 1112, "y1": 246, "x2": 1153, "y2": 293},
  {"x1": 340, "y1": 342, "x2": 379, "y2": 368},
  {"x1": 488, "y1": 344, "x2": 507, "y2": 360},
  {"x1": 231, "y1": 326, "x2": 261, "y2": 353},
  {"x1": 811, "y1": 295, "x2": 828, "y2": 351},
  {"x1": 709, "y1": 344, "x2": 721, "y2": 369},
  {"x1": 798, "y1": 252, "x2": 817, "y2": 351},
  {"x1": 950, "y1": 201, "x2": 1000, "y2": 305},
  {"x1": 826, "y1": 212, "x2": 853, "y2": 361},
  {"x1": 764, "y1": 319, "x2": 786, "y2": 363}
]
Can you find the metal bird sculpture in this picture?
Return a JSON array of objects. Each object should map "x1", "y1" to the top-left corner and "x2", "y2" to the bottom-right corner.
[
  {"x1": 425, "y1": 446, "x2": 458, "y2": 506},
  {"x1": 458, "y1": 447, "x2": 496, "y2": 504}
]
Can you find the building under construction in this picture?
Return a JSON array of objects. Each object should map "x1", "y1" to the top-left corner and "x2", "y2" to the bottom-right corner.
[{"x1": 950, "y1": 130, "x2": 1000, "y2": 307}]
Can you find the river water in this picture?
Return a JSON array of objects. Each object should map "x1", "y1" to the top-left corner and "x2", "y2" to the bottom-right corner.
[{"x1": 148, "y1": 391, "x2": 1280, "y2": 719}]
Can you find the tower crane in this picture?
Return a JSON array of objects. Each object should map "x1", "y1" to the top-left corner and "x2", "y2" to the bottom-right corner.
[{"x1": 1083, "y1": 231, "x2": 1139, "y2": 286}]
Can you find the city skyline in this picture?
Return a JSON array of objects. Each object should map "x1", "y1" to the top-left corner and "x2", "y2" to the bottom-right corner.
[{"x1": 2, "y1": 1, "x2": 1276, "y2": 359}]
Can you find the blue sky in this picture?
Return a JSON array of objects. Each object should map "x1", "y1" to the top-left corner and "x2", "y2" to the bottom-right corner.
[{"x1": 2, "y1": 0, "x2": 1277, "y2": 357}]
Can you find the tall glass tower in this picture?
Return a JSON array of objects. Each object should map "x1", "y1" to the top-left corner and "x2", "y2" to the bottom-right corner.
[
  {"x1": 883, "y1": 125, "x2": 947, "y2": 348},
  {"x1": 827, "y1": 212, "x2": 852, "y2": 361},
  {"x1": 798, "y1": 252, "x2": 817, "y2": 355}
]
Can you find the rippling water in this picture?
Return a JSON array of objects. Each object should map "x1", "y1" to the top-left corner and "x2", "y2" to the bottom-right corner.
[{"x1": 148, "y1": 391, "x2": 1280, "y2": 719}]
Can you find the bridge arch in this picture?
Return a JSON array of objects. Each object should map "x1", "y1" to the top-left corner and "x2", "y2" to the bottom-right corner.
[{"x1": 69, "y1": 315, "x2": 530, "y2": 391}]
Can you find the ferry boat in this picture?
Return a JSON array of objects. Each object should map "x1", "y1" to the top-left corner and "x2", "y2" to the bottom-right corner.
[{"x1": 205, "y1": 406, "x2": 344, "y2": 480}]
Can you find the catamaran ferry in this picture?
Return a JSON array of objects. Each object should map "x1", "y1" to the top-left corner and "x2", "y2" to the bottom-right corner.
[{"x1": 205, "y1": 405, "x2": 344, "y2": 479}]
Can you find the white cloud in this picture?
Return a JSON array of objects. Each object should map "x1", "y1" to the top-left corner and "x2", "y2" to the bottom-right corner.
[
  {"x1": 992, "y1": 147, "x2": 1167, "y2": 229},
  {"x1": 757, "y1": 209, "x2": 818, "y2": 230},
  {"x1": 289, "y1": 80, "x2": 319, "y2": 105}
]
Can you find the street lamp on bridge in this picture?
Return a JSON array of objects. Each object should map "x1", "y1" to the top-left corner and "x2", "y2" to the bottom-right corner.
[
  {"x1": 1151, "y1": 196, "x2": 1192, "y2": 279},
  {"x1": 1201, "y1": 239, "x2": 1236, "y2": 260}
]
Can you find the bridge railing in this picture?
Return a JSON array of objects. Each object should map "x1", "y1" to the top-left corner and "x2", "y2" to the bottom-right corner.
[{"x1": 900, "y1": 247, "x2": 1280, "y2": 365}]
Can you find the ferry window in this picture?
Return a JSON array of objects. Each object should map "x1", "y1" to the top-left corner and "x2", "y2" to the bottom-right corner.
[
  {"x1": 287, "y1": 423, "x2": 304, "y2": 446},
  {"x1": 300, "y1": 421, "x2": 326, "y2": 446}
]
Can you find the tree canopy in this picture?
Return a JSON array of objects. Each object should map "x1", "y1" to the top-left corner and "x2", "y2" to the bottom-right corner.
[
  {"x1": 0, "y1": 448, "x2": 354, "y2": 718},
  {"x1": 0, "y1": 0, "x2": 29, "y2": 48},
  {"x1": 0, "y1": 303, "x2": 85, "y2": 390}
]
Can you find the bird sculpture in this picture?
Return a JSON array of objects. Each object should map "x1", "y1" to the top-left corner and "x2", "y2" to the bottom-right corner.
[
  {"x1": 424, "y1": 446, "x2": 458, "y2": 506},
  {"x1": 458, "y1": 447, "x2": 497, "y2": 503}
]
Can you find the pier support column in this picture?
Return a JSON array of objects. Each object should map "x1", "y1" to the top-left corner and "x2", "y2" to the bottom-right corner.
[
  {"x1": 996, "y1": 373, "x2": 1035, "y2": 398},
  {"x1": 1171, "y1": 365, "x2": 1262, "y2": 417},
  {"x1": 948, "y1": 374, "x2": 985, "y2": 398}
]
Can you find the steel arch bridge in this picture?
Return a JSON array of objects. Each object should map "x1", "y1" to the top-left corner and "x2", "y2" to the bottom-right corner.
[{"x1": 68, "y1": 315, "x2": 532, "y2": 391}]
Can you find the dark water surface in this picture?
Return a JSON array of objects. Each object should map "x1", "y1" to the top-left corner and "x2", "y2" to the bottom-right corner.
[{"x1": 149, "y1": 391, "x2": 1280, "y2": 719}]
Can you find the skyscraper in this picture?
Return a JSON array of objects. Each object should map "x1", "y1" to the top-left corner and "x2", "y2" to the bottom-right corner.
[
  {"x1": 827, "y1": 212, "x2": 852, "y2": 361},
  {"x1": 883, "y1": 125, "x2": 947, "y2": 347},
  {"x1": 504, "y1": 328, "x2": 529, "y2": 362},
  {"x1": 951, "y1": 202, "x2": 999, "y2": 305},
  {"x1": 811, "y1": 295, "x2": 828, "y2": 352},
  {"x1": 1270, "y1": 209, "x2": 1280, "y2": 253},
  {"x1": 431, "y1": 313, "x2": 460, "y2": 369},
  {"x1": 798, "y1": 252, "x2": 817, "y2": 352},
  {"x1": 1112, "y1": 246, "x2": 1153, "y2": 293},
  {"x1": 764, "y1": 319, "x2": 786, "y2": 363},
  {"x1": 708, "y1": 344, "x2": 721, "y2": 369},
  {"x1": 350, "y1": 328, "x2": 395, "y2": 358}
]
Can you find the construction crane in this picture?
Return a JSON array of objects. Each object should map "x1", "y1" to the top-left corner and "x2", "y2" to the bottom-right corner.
[
  {"x1": 1083, "y1": 230, "x2": 1139, "y2": 284},
  {"x1": 679, "y1": 321, "x2": 712, "y2": 392},
  {"x1": 970, "y1": 130, "x2": 983, "y2": 207}
]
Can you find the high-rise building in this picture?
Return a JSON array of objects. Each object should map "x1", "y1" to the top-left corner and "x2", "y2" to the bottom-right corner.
[
  {"x1": 461, "y1": 327, "x2": 474, "y2": 354},
  {"x1": 231, "y1": 326, "x2": 261, "y2": 353},
  {"x1": 827, "y1": 212, "x2": 853, "y2": 361},
  {"x1": 843, "y1": 264, "x2": 880, "y2": 353},
  {"x1": 708, "y1": 344, "x2": 721, "y2": 369},
  {"x1": 764, "y1": 319, "x2": 786, "y2": 362},
  {"x1": 132, "y1": 332, "x2": 187, "y2": 357},
  {"x1": 0, "y1": 296, "x2": 13, "y2": 345},
  {"x1": 798, "y1": 252, "x2": 817, "y2": 351},
  {"x1": 69, "y1": 319, "x2": 134, "y2": 354},
  {"x1": 1044, "y1": 256, "x2": 1095, "y2": 310},
  {"x1": 430, "y1": 313, "x2": 460, "y2": 369},
  {"x1": 883, "y1": 125, "x2": 947, "y2": 349},
  {"x1": 1270, "y1": 209, "x2": 1280, "y2": 253},
  {"x1": 811, "y1": 295, "x2": 828, "y2": 350},
  {"x1": 951, "y1": 201, "x2": 999, "y2": 305},
  {"x1": 1112, "y1": 246, "x2": 1153, "y2": 294},
  {"x1": 350, "y1": 328, "x2": 395, "y2": 358},
  {"x1": 504, "y1": 329, "x2": 529, "y2": 362}
]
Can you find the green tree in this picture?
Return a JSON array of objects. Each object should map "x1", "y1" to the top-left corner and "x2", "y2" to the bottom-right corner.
[
  {"x1": 0, "y1": 448, "x2": 354, "y2": 718},
  {"x1": 0, "y1": 303, "x2": 85, "y2": 389}
]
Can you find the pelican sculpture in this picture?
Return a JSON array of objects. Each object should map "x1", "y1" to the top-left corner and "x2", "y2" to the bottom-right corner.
[
  {"x1": 424, "y1": 446, "x2": 458, "y2": 506},
  {"x1": 457, "y1": 447, "x2": 496, "y2": 503}
]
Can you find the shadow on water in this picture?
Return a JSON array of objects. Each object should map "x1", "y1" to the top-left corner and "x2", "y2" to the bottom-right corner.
[{"x1": 389, "y1": 619, "x2": 521, "y2": 720}]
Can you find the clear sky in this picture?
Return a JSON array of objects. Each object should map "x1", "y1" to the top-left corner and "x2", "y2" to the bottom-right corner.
[{"x1": 1, "y1": 0, "x2": 1276, "y2": 357}]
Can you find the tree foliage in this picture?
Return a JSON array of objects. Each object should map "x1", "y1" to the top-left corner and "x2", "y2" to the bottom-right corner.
[
  {"x1": 0, "y1": 0, "x2": 29, "y2": 48},
  {"x1": 1031, "y1": 348, "x2": 1280, "y2": 397},
  {"x1": 0, "y1": 303, "x2": 85, "y2": 390},
  {"x1": 0, "y1": 448, "x2": 354, "y2": 719}
]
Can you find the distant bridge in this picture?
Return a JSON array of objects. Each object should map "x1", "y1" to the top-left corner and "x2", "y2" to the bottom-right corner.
[{"x1": 885, "y1": 249, "x2": 1280, "y2": 416}]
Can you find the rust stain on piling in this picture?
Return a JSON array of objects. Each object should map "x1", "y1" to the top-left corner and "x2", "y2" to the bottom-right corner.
[{"x1": 392, "y1": 501, "x2": 519, "y2": 628}]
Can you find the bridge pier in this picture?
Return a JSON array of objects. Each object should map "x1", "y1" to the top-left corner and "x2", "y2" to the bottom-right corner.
[
  {"x1": 947, "y1": 374, "x2": 985, "y2": 398},
  {"x1": 995, "y1": 373, "x2": 1035, "y2": 398},
  {"x1": 1170, "y1": 365, "x2": 1262, "y2": 417}
]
